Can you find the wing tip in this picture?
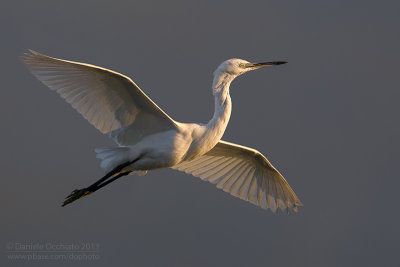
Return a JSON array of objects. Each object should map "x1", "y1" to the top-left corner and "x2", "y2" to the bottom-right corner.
[
  {"x1": 27, "y1": 49, "x2": 39, "y2": 55},
  {"x1": 21, "y1": 49, "x2": 44, "y2": 66}
]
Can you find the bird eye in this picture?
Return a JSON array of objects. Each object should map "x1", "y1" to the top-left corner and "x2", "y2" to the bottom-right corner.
[{"x1": 239, "y1": 63, "x2": 246, "y2": 69}]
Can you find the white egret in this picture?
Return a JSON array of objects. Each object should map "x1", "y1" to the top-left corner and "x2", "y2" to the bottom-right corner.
[{"x1": 23, "y1": 50, "x2": 302, "y2": 212}]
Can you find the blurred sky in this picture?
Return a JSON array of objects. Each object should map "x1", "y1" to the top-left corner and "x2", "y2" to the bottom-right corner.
[{"x1": 1, "y1": 0, "x2": 399, "y2": 266}]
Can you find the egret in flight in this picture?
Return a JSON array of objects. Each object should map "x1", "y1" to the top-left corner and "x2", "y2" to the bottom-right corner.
[{"x1": 23, "y1": 50, "x2": 302, "y2": 212}]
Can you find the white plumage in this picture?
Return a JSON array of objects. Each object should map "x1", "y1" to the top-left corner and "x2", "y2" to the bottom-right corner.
[
  {"x1": 173, "y1": 141, "x2": 300, "y2": 212},
  {"x1": 23, "y1": 50, "x2": 302, "y2": 212}
]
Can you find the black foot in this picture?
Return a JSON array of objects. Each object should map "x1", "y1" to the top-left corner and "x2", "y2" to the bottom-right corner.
[{"x1": 62, "y1": 188, "x2": 92, "y2": 207}]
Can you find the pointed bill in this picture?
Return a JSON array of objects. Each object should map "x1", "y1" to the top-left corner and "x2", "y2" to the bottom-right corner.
[{"x1": 245, "y1": 61, "x2": 287, "y2": 69}]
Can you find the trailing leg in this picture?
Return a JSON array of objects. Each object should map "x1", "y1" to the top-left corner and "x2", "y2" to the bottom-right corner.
[{"x1": 62, "y1": 159, "x2": 137, "y2": 207}]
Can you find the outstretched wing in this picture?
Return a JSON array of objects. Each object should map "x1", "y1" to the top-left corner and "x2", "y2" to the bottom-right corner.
[
  {"x1": 172, "y1": 140, "x2": 302, "y2": 212},
  {"x1": 22, "y1": 50, "x2": 178, "y2": 146}
]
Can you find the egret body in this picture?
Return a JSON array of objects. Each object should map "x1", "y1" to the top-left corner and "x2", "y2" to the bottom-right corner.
[{"x1": 23, "y1": 50, "x2": 302, "y2": 212}]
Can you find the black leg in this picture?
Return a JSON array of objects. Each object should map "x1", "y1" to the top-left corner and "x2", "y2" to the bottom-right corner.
[
  {"x1": 89, "y1": 171, "x2": 131, "y2": 192},
  {"x1": 62, "y1": 159, "x2": 139, "y2": 207},
  {"x1": 86, "y1": 160, "x2": 135, "y2": 189}
]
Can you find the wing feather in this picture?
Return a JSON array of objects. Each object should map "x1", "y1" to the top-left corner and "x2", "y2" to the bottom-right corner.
[
  {"x1": 222, "y1": 164, "x2": 251, "y2": 192},
  {"x1": 230, "y1": 167, "x2": 255, "y2": 197},
  {"x1": 218, "y1": 162, "x2": 249, "y2": 190},
  {"x1": 172, "y1": 140, "x2": 302, "y2": 212},
  {"x1": 206, "y1": 158, "x2": 240, "y2": 183},
  {"x1": 22, "y1": 50, "x2": 177, "y2": 146},
  {"x1": 238, "y1": 168, "x2": 256, "y2": 200},
  {"x1": 215, "y1": 161, "x2": 248, "y2": 189},
  {"x1": 192, "y1": 157, "x2": 230, "y2": 177},
  {"x1": 197, "y1": 158, "x2": 237, "y2": 180}
]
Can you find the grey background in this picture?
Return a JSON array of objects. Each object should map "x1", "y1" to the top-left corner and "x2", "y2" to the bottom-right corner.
[{"x1": 1, "y1": 0, "x2": 399, "y2": 266}]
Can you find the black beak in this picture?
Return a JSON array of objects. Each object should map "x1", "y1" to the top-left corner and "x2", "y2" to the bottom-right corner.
[{"x1": 248, "y1": 61, "x2": 287, "y2": 68}]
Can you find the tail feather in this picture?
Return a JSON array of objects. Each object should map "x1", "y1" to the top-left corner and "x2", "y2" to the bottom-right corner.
[{"x1": 95, "y1": 147, "x2": 130, "y2": 172}]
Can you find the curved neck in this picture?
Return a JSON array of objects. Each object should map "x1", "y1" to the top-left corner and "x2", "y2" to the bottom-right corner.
[
  {"x1": 205, "y1": 73, "x2": 234, "y2": 138},
  {"x1": 184, "y1": 73, "x2": 234, "y2": 160}
]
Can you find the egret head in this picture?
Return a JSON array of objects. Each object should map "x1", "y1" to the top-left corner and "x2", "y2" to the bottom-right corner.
[{"x1": 214, "y1": 58, "x2": 287, "y2": 77}]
